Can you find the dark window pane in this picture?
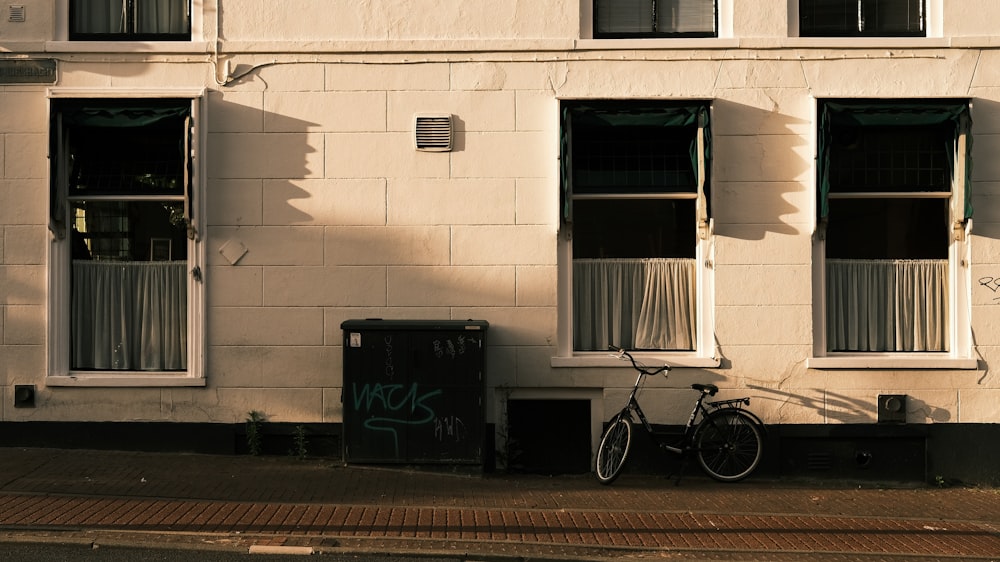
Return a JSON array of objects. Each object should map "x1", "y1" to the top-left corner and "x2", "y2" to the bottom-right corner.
[
  {"x1": 659, "y1": 0, "x2": 715, "y2": 34},
  {"x1": 72, "y1": 0, "x2": 126, "y2": 34},
  {"x1": 825, "y1": 198, "x2": 948, "y2": 259},
  {"x1": 136, "y1": 0, "x2": 191, "y2": 35},
  {"x1": 70, "y1": 0, "x2": 191, "y2": 40},
  {"x1": 573, "y1": 199, "x2": 696, "y2": 259},
  {"x1": 866, "y1": 0, "x2": 923, "y2": 34},
  {"x1": 596, "y1": 0, "x2": 654, "y2": 34},
  {"x1": 60, "y1": 100, "x2": 189, "y2": 197},
  {"x1": 800, "y1": 0, "x2": 857, "y2": 35},
  {"x1": 828, "y1": 125, "x2": 951, "y2": 193},
  {"x1": 68, "y1": 126, "x2": 186, "y2": 196},
  {"x1": 801, "y1": 0, "x2": 924, "y2": 36},
  {"x1": 572, "y1": 125, "x2": 697, "y2": 194},
  {"x1": 595, "y1": 0, "x2": 715, "y2": 37},
  {"x1": 71, "y1": 201, "x2": 188, "y2": 262}
]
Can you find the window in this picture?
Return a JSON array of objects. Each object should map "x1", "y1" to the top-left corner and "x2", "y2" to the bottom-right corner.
[
  {"x1": 816, "y1": 99, "x2": 971, "y2": 355},
  {"x1": 70, "y1": 0, "x2": 191, "y2": 41},
  {"x1": 561, "y1": 101, "x2": 712, "y2": 353},
  {"x1": 799, "y1": 0, "x2": 924, "y2": 37},
  {"x1": 48, "y1": 96, "x2": 204, "y2": 382},
  {"x1": 594, "y1": 0, "x2": 716, "y2": 38}
]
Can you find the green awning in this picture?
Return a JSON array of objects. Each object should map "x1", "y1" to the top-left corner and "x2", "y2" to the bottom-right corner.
[
  {"x1": 49, "y1": 99, "x2": 193, "y2": 240},
  {"x1": 560, "y1": 101, "x2": 711, "y2": 223},
  {"x1": 817, "y1": 99, "x2": 973, "y2": 220}
]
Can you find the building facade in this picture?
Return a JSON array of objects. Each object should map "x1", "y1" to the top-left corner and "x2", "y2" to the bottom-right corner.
[{"x1": 1, "y1": 0, "x2": 999, "y2": 482}]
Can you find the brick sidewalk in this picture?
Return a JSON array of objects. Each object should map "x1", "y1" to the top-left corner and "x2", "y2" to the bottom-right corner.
[{"x1": 1, "y1": 448, "x2": 999, "y2": 560}]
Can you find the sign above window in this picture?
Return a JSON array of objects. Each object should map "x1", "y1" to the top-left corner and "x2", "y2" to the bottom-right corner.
[{"x1": 0, "y1": 59, "x2": 56, "y2": 84}]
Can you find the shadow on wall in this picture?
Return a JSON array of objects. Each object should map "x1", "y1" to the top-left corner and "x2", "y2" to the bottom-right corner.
[
  {"x1": 207, "y1": 92, "x2": 319, "y2": 230},
  {"x1": 748, "y1": 386, "x2": 953, "y2": 424},
  {"x1": 710, "y1": 99, "x2": 812, "y2": 241}
]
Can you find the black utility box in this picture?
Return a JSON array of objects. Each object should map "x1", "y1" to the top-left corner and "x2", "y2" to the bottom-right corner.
[{"x1": 341, "y1": 319, "x2": 488, "y2": 465}]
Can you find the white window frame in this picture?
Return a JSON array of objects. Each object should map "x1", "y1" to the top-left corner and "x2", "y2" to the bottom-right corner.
[
  {"x1": 51, "y1": 0, "x2": 210, "y2": 52},
  {"x1": 788, "y1": 0, "x2": 943, "y2": 41},
  {"x1": 553, "y1": 101, "x2": 718, "y2": 369},
  {"x1": 46, "y1": 88, "x2": 207, "y2": 387},
  {"x1": 807, "y1": 98, "x2": 975, "y2": 370},
  {"x1": 578, "y1": 0, "x2": 736, "y2": 48}
]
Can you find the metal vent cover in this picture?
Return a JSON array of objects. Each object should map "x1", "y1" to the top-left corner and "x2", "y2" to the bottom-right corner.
[
  {"x1": 8, "y1": 5, "x2": 25, "y2": 22},
  {"x1": 414, "y1": 113, "x2": 453, "y2": 152}
]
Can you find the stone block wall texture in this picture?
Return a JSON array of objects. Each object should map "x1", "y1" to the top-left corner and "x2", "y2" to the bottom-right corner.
[{"x1": 0, "y1": 1, "x2": 998, "y2": 440}]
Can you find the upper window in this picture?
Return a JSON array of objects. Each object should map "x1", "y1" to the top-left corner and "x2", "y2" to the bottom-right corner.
[
  {"x1": 70, "y1": 0, "x2": 191, "y2": 41},
  {"x1": 800, "y1": 0, "x2": 925, "y2": 37},
  {"x1": 816, "y1": 99, "x2": 971, "y2": 355},
  {"x1": 561, "y1": 101, "x2": 712, "y2": 353},
  {"x1": 48, "y1": 96, "x2": 204, "y2": 381},
  {"x1": 594, "y1": 0, "x2": 717, "y2": 38}
]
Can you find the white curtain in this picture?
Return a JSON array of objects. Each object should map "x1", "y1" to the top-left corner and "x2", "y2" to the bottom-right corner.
[
  {"x1": 574, "y1": 258, "x2": 696, "y2": 351},
  {"x1": 827, "y1": 259, "x2": 948, "y2": 352},
  {"x1": 136, "y1": 0, "x2": 189, "y2": 34},
  {"x1": 72, "y1": 261, "x2": 187, "y2": 370},
  {"x1": 73, "y1": 0, "x2": 125, "y2": 33},
  {"x1": 72, "y1": 0, "x2": 188, "y2": 34}
]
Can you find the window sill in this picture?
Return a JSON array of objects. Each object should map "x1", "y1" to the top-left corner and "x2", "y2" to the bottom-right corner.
[
  {"x1": 781, "y1": 37, "x2": 950, "y2": 49},
  {"x1": 807, "y1": 356, "x2": 979, "y2": 370},
  {"x1": 575, "y1": 38, "x2": 739, "y2": 51},
  {"x1": 46, "y1": 374, "x2": 207, "y2": 387},
  {"x1": 551, "y1": 354, "x2": 721, "y2": 368},
  {"x1": 45, "y1": 41, "x2": 210, "y2": 54}
]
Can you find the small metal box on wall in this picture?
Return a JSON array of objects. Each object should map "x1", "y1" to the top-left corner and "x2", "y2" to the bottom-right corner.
[
  {"x1": 878, "y1": 394, "x2": 907, "y2": 424},
  {"x1": 340, "y1": 319, "x2": 488, "y2": 465}
]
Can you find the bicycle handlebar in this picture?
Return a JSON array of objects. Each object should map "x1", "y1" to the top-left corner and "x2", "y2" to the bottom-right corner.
[{"x1": 608, "y1": 345, "x2": 670, "y2": 376}]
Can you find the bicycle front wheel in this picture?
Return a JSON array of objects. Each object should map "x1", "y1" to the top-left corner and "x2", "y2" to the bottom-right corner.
[
  {"x1": 594, "y1": 414, "x2": 632, "y2": 485},
  {"x1": 694, "y1": 410, "x2": 763, "y2": 482}
]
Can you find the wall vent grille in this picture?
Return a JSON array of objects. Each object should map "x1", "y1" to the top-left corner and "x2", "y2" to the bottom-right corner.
[
  {"x1": 8, "y1": 5, "x2": 25, "y2": 22},
  {"x1": 806, "y1": 452, "x2": 834, "y2": 471},
  {"x1": 414, "y1": 114, "x2": 453, "y2": 152}
]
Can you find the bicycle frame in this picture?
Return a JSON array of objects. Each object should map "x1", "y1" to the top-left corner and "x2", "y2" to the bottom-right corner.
[
  {"x1": 616, "y1": 372, "x2": 723, "y2": 456},
  {"x1": 612, "y1": 352, "x2": 760, "y2": 456}
]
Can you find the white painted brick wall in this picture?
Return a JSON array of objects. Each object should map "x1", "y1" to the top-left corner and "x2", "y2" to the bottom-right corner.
[
  {"x1": 266, "y1": 179, "x2": 386, "y2": 226},
  {"x1": 388, "y1": 266, "x2": 515, "y2": 307},
  {"x1": 2, "y1": 1, "x2": 1000, "y2": 430},
  {"x1": 263, "y1": 266, "x2": 388, "y2": 307},
  {"x1": 388, "y1": 179, "x2": 514, "y2": 225}
]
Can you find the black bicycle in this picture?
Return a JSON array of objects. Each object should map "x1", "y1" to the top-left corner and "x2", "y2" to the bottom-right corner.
[{"x1": 595, "y1": 346, "x2": 765, "y2": 485}]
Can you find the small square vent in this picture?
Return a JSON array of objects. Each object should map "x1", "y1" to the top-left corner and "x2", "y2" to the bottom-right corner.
[
  {"x1": 414, "y1": 114, "x2": 453, "y2": 152},
  {"x1": 9, "y1": 5, "x2": 25, "y2": 22}
]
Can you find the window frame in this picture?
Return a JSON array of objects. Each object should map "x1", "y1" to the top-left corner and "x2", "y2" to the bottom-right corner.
[
  {"x1": 808, "y1": 98, "x2": 976, "y2": 370},
  {"x1": 580, "y1": 0, "x2": 735, "y2": 43},
  {"x1": 68, "y1": 0, "x2": 192, "y2": 42},
  {"x1": 53, "y1": 0, "x2": 207, "y2": 48},
  {"x1": 798, "y1": 0, "x2": 926, "y2": 38},
  {"x1": 592, "y1": 0, "x2": 719, "y2": 39},
  {"x1": 790, "y1": 0, "x2": 942, "y2": 39},
  {"x1": 46, "y1": 89, "x2": 207, "y2": 387},
  {"x1": 554, "y1": 100, "x2": 719, "y2": 368}
]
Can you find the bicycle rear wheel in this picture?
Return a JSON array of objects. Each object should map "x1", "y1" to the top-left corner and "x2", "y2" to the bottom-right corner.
[
  {"x1": 694, "y1": 409, "x2": 763, "y2": 482},
  {"x1": 594, "y1": 414, "x2": 632, "y2": 485}
]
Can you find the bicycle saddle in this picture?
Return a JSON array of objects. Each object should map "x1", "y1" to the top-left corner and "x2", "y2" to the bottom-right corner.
[{"x1": 691, "y1": 383, "x2": 719, "y2": 396}]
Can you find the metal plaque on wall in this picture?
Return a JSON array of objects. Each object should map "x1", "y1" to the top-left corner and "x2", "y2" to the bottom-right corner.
[{"x1": 0, "y1": 59, "x2": 57, "y2": 84}]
